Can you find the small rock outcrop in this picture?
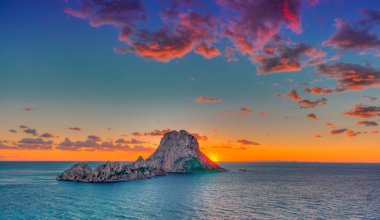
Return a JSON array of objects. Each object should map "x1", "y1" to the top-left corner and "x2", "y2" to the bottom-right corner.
[
  {"x1": 57, "y1": 130, "x2": 226, "y2": 183},
  {"x1": 57, "y1": 162, "x2": 166, "y2": 182}
]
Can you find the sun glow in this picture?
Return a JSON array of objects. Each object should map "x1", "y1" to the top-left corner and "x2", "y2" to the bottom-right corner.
[{"x1": 209, "y1": 154, "x2": 218, "y2": 162}]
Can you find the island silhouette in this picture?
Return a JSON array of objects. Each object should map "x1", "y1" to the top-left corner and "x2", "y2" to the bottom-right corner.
[{"x1": 57, "y1": 130, "x2": 226, "y2": 182}]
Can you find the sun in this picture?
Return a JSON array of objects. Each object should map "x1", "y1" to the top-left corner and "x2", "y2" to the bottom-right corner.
[{"x1": 209, "y1": 154, "x2": 218, "y2": 162}]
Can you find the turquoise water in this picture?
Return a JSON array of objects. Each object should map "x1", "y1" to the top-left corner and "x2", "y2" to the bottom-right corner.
[{"x1": 1, "y1": 162, "x2": 380, "y2": 219}]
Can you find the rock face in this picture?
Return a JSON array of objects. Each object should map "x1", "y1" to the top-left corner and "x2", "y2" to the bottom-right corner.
[
  {"x1": 57, "y1": 130, "x2": 226, "y2": 183},
  {"x1": 141, "y1": 130, "x2": 226, "y2": 172}
]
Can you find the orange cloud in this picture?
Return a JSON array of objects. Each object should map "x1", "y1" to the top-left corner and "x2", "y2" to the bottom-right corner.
[
  {"x1": 306, "y1": 113, "x2": 318, "y2": 121},
  {"x1": 194, "y1": 96, "x2": 222, "y2": 103},
  {"x1": 297, "y1": 98, "x2": 327, "y2": 108}
]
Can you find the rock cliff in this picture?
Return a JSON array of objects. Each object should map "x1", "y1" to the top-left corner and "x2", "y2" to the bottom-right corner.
[
  {"x1": 140, "y1": 130, "x2": 226, "y2": 172},
  {"x1": 57, "y1": 130, "x2": 226, "y2": 182}
]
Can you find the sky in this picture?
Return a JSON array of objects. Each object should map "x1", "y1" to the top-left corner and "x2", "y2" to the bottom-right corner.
[{"x1": 1, "y1": 0, "x2": 380, "y2": 162}]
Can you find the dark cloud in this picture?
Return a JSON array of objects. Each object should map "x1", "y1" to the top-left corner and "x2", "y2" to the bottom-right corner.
[
  {"x1": 343, "y1": 104, "x2": 380, "y2": 118},
  {"x1": 87, "y1": 135, "x2": 101, "y2": 141},
  {"x1": 132, "y1": 128, "x2": 171, "y2": 136},
  {"x1": 237, "y1": 139, "x2": 260, "y2": 146},
  {"x1": 23, "y1": 128, "x2": 38, "y2": 136},
  {"x1": 69, "y1": 127, "x2": 82, "y2": 131},
  {"x1": 57, "y1": 137, "x2": 153, "y2": 152},
  {"x1": 239, "y1": 107, "x2": 252, "y2": 116},
  {"x1": 19, "y1": 125, "x2": 28, "y2": 129},
  {"x1": 317, "y1": 62, "x2": 380, "y2": 91},
  {"x1": 194, "y1": 96, "x2": 222, "y2": 103},
  {"x1": 40, "y1": 133, "x2": 55, "y2": 138},
  {"x1": 306, "y1": 113, "x2": 318, "y2": 121},
  {"x1": 8, "y1": 129, "x2": 17, "y2": 133},
  {"x1": 115, "y1": 138, "x2": 147, "y2": 144},
  {"x1": 357, "y1": 121, "x2": 378, "y2": 126},
  {"x1": 0, "y1": 138, "x2": 53, "y2": 150},
  {"x1": 324, "y1": 19, "x2": 380, "y2": 52},
  {"x1": 330, "y1": 128, "x2": 349, "y2": 134}
]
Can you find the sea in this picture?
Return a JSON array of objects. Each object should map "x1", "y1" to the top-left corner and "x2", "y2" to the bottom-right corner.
[{"x1": 0, "y1": 162, "x2": 379, "y2": 219}]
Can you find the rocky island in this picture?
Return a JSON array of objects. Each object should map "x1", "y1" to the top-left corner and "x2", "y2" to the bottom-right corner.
[{"x1": 57, "y1": 130, "x2": 226, "y2": 182}]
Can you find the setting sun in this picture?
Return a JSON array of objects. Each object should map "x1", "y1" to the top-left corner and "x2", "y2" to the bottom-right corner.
[{"x1": 208, "y1": 154, "x2": 218, "y2": 162}]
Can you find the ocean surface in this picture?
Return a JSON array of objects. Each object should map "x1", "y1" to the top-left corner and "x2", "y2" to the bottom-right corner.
[{"x1": 1, "y1": 162, "x2": 380, "y2": 219}]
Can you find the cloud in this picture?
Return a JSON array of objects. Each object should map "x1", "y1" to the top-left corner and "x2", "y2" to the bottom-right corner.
[
  {"x1": 23, "y1": 128, "x2": 38, "y2": 136},
  {"x1": 0, "y1": 138, "x2": 53, "y2": 150},
  {"x1": 192, "y1": 133, "x2": 208, "y2": 141},
  {"x1": 115, "y1": 138, "x2": 147, "y2": 144},
  {"x1": 218, "y1": 0, "x2": 302, "y2": 57},
  {"x1": 345, "y1": 130, "x2": 362, "y2": 137},
  {"x1": 66, "y1": 0, "x2": 220, "y2": 62},
  {"x1": 40, "y1": 133, "x2": 55, "y2": 138},
  {"x1": 132, "y1": 145, "x2": 155, "y2": 152},
  {"x1": 303, "y1": 86, "x2": 339, "y2": 95},
  {"x1": 19, "y1": 125, "x2": 29, "y2": 129},
  {"x1": 69, "y1": 127, "x2": 82, "y2": 131},
  {"x1": 256, "y1": 42, "x2": 324, "y2": 74},
  {"x1": 64, "y1": 0, "x2": 317, "y2": 63},
  {"x1": 324, "y1": 9, "x2": 380, "y2": 55},
  {"x1": 88, "y1": 135, "x2": 101, "y2": 141},
  {"x1": 325, "y1": 122, "x2": 336, "y2": 128},
  {"x1": 306, "y1": 113, "x2": 318, "y2": 120},
  {"x1": 324, "y1": 19, "x2": 380, "y2": 52},
  {"x1": 237, "y1": 139, "x2": 260, "y2": 146},
  {"x1": 8, "y1": 129, "x2": 17, "y2": 133},
  {"x1": 330, "y1": 128, "x2": 349, "y2": 134},
  {"x1": 57, "y1": 137, "x2": 153, "y2": 152},
  {"x1": 212, "y1": 145, "x2": 232, "y2": 149},
  {"x1": 362, "y1": 95, "x2": 378, "y2": 101},
  {"x1": 282, "y1": 89, "x2": 303, "y2": 100},
  {"x1": 259, "y1": 112, "x2": 268, "y2": 116},
  {"x1": 357, "y1": 121, "x2": 378, "y2": 126},
  {"x1": 194, "y1": 43, "x2": 221, "y2": 59},
  {"x1": 194, "y1": 96, "x2": 222, "y2": 103},
  {"x1": 22, "y1": 107, "x2": 35, "y2": 112},
  {"x1": 297, "y1": 98, "x2": 327, "y2": 108},
  {"x1": 132, "y1": 128, "x2": 171, "y2": 136},
  {"x1": 239, "y1": 107, "x2": 252, "y2": 116},
  {"x1": 343, "y1": 104, "x2": 380, "y2": 118},
  {"x1": 316, "y1": 62, "x2": 380, "y2": 91}
]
